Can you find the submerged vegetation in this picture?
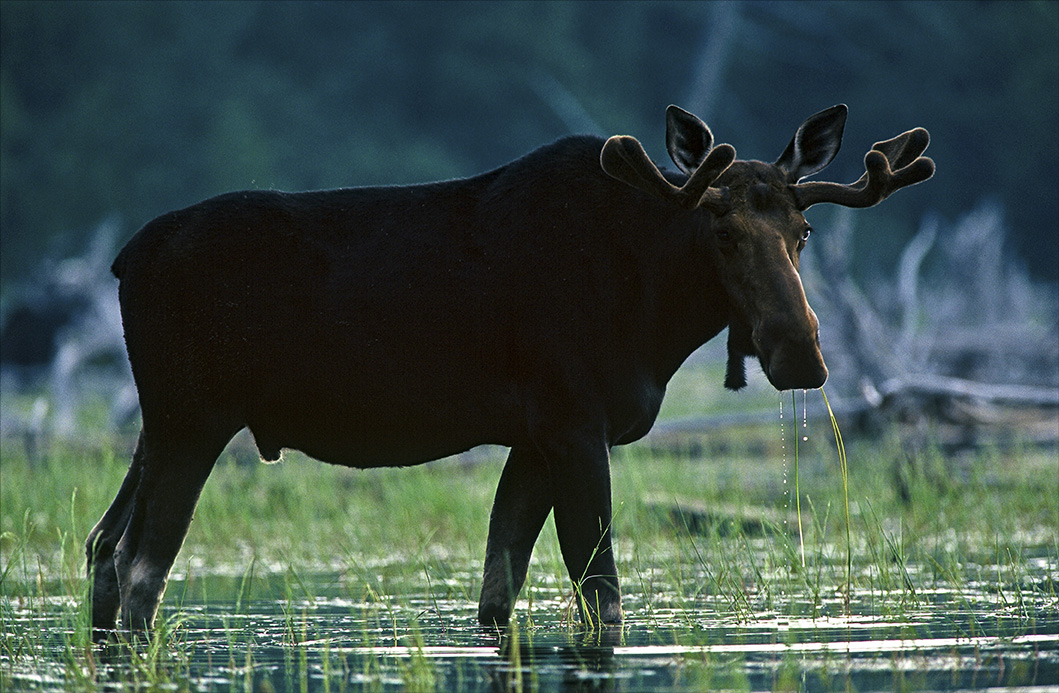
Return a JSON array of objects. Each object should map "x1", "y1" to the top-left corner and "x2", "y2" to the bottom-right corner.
[{"x1": 2, "y1": 398, "x2": 1056, "y2": 691}]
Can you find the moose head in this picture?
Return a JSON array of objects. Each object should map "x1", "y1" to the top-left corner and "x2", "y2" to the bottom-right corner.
[{"x1": 601, "y1": 104, "x2": 934, "y2": 392}]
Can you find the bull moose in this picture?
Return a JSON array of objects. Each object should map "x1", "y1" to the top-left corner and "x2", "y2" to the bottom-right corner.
[{"x1": 86, "y1": 104, "x2": 932, "y2": 637}]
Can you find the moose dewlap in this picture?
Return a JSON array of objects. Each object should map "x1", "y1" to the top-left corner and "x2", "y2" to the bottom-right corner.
[{"x1": 86, "y1": 104, "x2": 932, "y2": 637}]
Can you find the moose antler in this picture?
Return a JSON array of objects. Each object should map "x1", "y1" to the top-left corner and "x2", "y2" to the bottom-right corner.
[
  {"x1": 601, "y1": 135, "x2": 735, "y2": 212},
  {"x1": 792, "y1": 128, "x2": 935, "y2": 209}
]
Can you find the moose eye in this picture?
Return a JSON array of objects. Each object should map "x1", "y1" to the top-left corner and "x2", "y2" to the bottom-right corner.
[
  {"x1": 801, "y1": 226, "x2": 812, "y2": 242},
  {"x1": 716, "y1": 228, "x2": 732, "y2": 243}
]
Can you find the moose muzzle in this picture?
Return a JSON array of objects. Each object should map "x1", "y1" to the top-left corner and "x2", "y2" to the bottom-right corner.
[{"x1": 752, "y1": 308, "x2": 828, "y2": 391}]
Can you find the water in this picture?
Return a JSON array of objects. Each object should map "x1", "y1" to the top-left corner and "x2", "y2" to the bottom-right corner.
[{"x1": 4, "y1": 553, "x2": 1057, "y2": 692}]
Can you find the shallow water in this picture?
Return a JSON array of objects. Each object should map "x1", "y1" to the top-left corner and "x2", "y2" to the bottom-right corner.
[{"x1": 4, "y1": 552, "x2": 1058, "y2": 692}]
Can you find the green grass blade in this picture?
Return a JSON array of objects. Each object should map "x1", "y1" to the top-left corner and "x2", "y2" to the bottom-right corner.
[
  {"x1": 791, "y1": 391, "x2": 805, "y2": 569},
  {"x1": 819, "y1": 387, "x2": 851, "y2": 608}
]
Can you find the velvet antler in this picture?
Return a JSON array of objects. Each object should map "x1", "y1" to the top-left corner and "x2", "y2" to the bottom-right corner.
[
  {"x1": 792, "y1": 128, "x2": 935, "y2": 210},
  {"x1": 601, "y1": 128, "x2": 735, "y2": 213}
]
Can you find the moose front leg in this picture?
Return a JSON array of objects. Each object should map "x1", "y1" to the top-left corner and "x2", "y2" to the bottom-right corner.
[
  {"x1": 478, "y1": 445, "x2": 553, "y2": 627},
  {"x1": 547, "y1": 438, "x2": 622, "y2": 626}
]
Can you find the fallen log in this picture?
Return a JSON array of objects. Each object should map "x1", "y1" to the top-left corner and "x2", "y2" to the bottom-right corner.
[
  {"x1": 644, "y1": 496, "x2": 798, "y2": 537},
  {"x1": 869, "y1": 374, "x2": 1059, "y2": 409}
]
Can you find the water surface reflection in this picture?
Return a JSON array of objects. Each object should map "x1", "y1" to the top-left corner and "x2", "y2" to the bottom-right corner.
[{"x1": 3, "y1": 559, "x2": 1056, "y2": 691}]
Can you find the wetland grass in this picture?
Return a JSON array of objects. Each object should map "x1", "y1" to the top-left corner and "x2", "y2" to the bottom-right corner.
[
  {"x1": 820, "y1": 387, "x2": 852, "y2": 607},
  {"x1": 2, "y1": 417, "x2": 1057, "y2": 690}
]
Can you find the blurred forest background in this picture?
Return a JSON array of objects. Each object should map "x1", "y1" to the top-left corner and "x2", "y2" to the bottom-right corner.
[
  {"x1": 2, "y1": 0, "x2": 1057, "y2": 285},
  {"x1": 1, "y1": 0, "x2": 1057, "y2": 439}
]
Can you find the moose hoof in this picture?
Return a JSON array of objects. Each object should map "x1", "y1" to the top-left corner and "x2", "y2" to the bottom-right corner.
[
  {"x1": 477, "y1": 602, "x2": 512, "y2": 629},
  {"x1": 599, "y1": 603, "x2": 623, "y2": 625}
]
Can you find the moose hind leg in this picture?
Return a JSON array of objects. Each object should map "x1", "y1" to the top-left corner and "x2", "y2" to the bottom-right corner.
[
  {"x1": 85, "y1": 433, "x2": 145, "y2": 637},
  {"x1": 478, "y1": 446, "x2": 553, "y2": 627},
  {"x1": 114, "y1": 431, "x2": 227, "y2": 631}
]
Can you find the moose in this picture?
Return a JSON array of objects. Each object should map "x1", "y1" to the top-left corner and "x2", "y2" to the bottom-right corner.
[{"x1": 86, "y1": 104, "x2": 932, "y2": 637}]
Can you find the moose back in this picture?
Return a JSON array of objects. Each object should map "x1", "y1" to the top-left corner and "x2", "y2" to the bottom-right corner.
[{"x1": 87, "y1": 104, "x2": 932, "y2": 637}]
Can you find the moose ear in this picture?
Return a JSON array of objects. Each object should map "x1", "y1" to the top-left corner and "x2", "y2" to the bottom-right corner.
[
  {"x1": 775, "y1": 104, "x2": 847, "y2": 183},
  {"x1": 666, "y1": 105, "x2": 714, "y2": 175}
]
